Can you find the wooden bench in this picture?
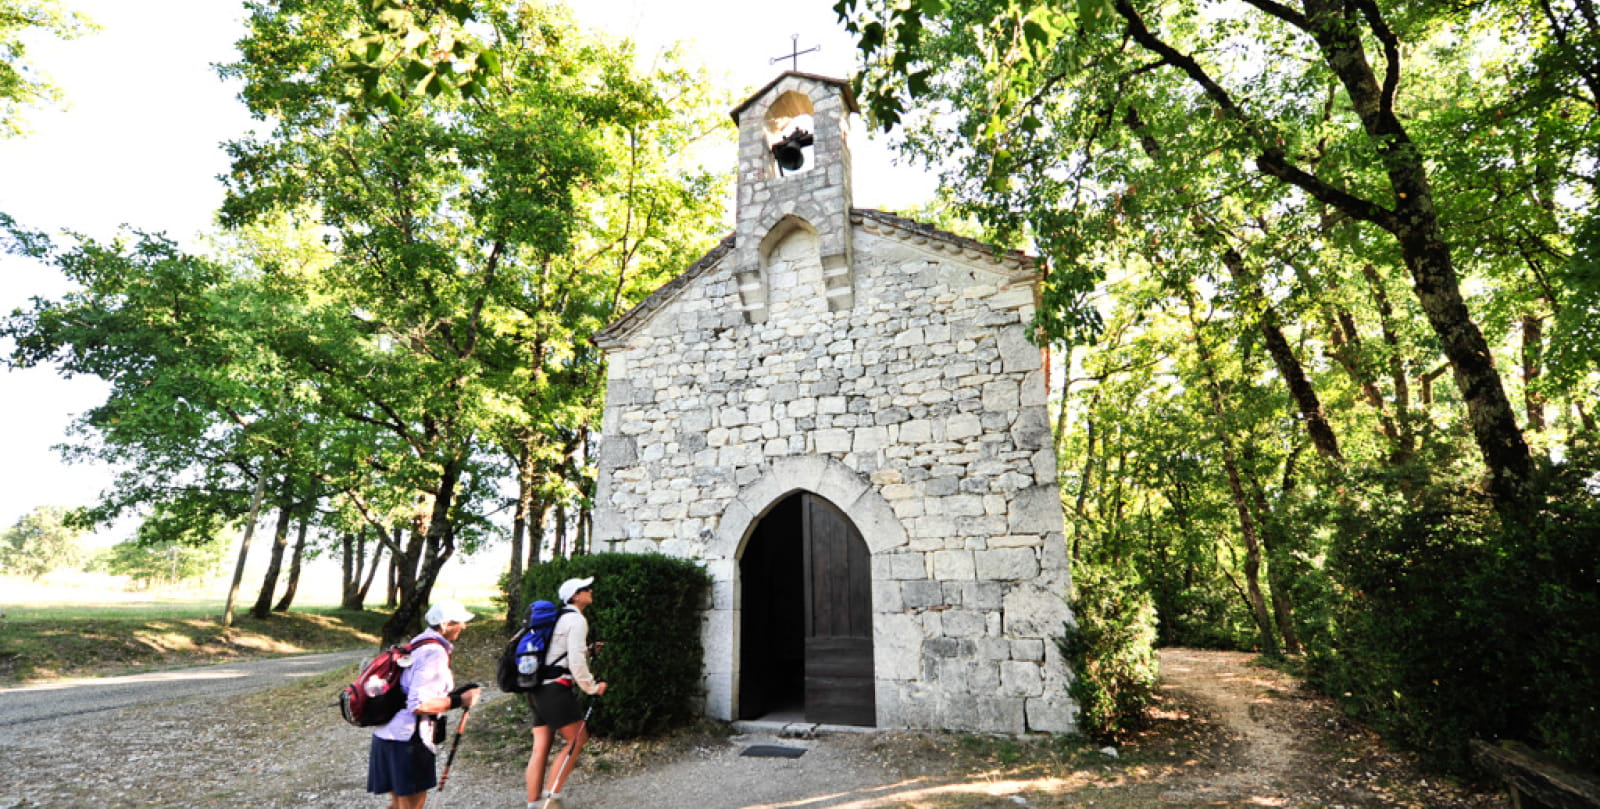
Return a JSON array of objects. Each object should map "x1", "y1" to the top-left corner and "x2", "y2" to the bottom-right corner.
[{"x1": 1470, "y1": 739, "x2": 1600, "y2": 809}]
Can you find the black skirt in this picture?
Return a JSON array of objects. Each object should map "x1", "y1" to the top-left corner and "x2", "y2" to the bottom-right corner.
[{"x1": 530, "y1": 682, "x2": 582, "y2": 729}]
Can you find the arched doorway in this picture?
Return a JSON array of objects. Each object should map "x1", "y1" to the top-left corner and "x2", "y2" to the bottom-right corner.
[{"x1": 739, "y1": 491, "x2": 875, "y2": 726}]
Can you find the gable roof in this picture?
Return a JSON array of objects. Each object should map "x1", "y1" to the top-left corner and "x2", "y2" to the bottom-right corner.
[
  {"x1": 592, "y1": 209, "x2": 1037, "y2": 350},
  {"x1": 728, "y1": 71, "x2": 860, "y2": 122}
]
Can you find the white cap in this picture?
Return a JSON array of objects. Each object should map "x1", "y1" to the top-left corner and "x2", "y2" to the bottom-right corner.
[
  {"x1": 558, "y1": 576, "x2": 595, "y2": 604},
  {"x1": 424, "y1": 600, "x2": 475, "y2": 627}
]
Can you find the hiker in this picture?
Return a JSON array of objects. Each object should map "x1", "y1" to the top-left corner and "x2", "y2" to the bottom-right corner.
[
  {"x1": 368, "y1": 600, "x2": 482, "y2": 809},
  {"x1": 526, "y1": 576, "x2": 608, "y2": 809}
]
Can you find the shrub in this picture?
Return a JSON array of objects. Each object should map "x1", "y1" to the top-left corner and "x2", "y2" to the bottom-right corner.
[
  {"x1": 1310, "y1": 450, "x2": 1600, "y2": 772},
  {"x1": 1058, "y1": 561, "x2": 1159, "y2": 742},
  {"x1": 519, "y1": 552, "x2": 710, "y2": 738}
]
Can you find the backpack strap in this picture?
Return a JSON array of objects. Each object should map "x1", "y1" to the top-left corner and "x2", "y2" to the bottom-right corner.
[
  {"x1": 407, "y1": 635, "x2": 449, "y2": 660},
  {"x1": 543, "y1": 608, "x2": 578, "y2": 675}
]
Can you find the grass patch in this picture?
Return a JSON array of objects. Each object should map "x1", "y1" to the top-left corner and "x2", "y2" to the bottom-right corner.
[{"x1": 0, "y1": 604, "x2": 393, "y2": 685}]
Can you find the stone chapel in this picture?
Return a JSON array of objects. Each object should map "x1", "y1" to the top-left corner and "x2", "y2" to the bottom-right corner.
[{"x1": 591, "y1": 72, "x2": 1075, "y2": 734}]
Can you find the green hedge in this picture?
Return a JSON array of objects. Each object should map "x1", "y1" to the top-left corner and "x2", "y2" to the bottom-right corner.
[
  {"x1": 1310, "y1": 454, "x2": 1600, "y2": 773},
  {"x1": 519, "y1": 553, "x2": 710, "y2": 738},
  {"x1": 1059, "y1": 561, "x2": 1160, "y2": 742}
]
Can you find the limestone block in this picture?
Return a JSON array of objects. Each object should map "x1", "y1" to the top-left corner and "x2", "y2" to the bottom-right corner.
[
  {"x1": 946, "y1": 413, "x2": 983, "y2": 441},
  {"x1": 1021, "y1": 368, "x2": 1048, "y2": 407},
  {"x1": 899, "y1": 418, "x2": 934, "y2": 443},
  {"x1": 1000, "y1": 661, "x2": 1044, "y2": 697},
  {"x1": 936, "y1": 658, "x2": 971, "y2": 694},
  {"x1": 931, "y1": 549, "x2": 975, "y2": 581},
  {"x1": 982, "y1": 379, "x2": 1020, "y2": 412},
  {"x1": 976, "y1": 548, "x2": 1040, "y2": 581},
  {"x1": 945, "y1": 494, "x2": 986, "y2": 517},
  {"x1": 1009, "y1": 484, "x2": 1066, "y2": 534},
  {"x1": 892, "y1": 497, "x2": 926, "y2": 520},
  {"x1": 704, "y1": 672, "x2": 734, "y2": 721},
  {"x1": 1026, "y1": 695, "x2": 1077, "y2": 734},
  {"x1": 1011, "y1": 638, "x2": 1045, "y2": 662},
  {"x1": 880, "y1": 483, "x2": 918, "y2": 501},
  {"x1": 1002, "y1": 583, "x2": 1069, "y2": 639},
  {"x1": 873, "y1": 579, "x2": 905, "y2": 612},
  {"x1": 681, "y1": 408, "x2": 713, "y2": 432},
  {"x1": 966, "y1": 696, "x2": 1027, "y2": 735},
  {"x1": 815, "y1": 428, "x2": 852, "y2": 454},
  {"x1": 853, "y1": 425, "x2": 889, "y2": 453},
  {"x1": 819, "y1": 395, "x2": 847, "y2": 414},
  {"x1": 902, "y1": 579, "x2": 945, "y2": 609},
  {"x1": 941, "y1": 609, "x2": 987, "y2": 639},
  {"x1": 989, "y1": 286, "x2": 1034, "y2": 310},
  {"x1": 1031, "y1": 447, "x2": 1057, "y2": 481},
  {"x1": 1012, "y1": 406, "x2": 1052, "y2": 451},
  {"x1": 884, "y1": 553, "x2": 928, "y2": 580},
  {"x1": 876, "y1": 613, "x2": 926, "y2": 680},
  {"x1": 998, "y1": 326, "x2": 1042, "y2": 373},
  {"x1": 875, "y1": 681, "x2": 904, "y2": 728}
]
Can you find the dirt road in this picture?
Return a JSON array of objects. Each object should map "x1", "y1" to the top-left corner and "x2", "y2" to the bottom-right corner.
[{"x1": 0, "y1": 649, "x2": 1507, "y2": 809}]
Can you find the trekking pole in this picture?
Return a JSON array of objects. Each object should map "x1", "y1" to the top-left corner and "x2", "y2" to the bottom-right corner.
[
  {"x1": 437, "y1": 700, "x2": 474, "y2": 792},
  {"x1": 541, "y1": 702, "x2": 595, "y2": 809}
]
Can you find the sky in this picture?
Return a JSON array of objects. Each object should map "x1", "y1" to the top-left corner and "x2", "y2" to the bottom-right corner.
[{"x1": 0, "y1": 0, "x2": 938, "y2": 544}]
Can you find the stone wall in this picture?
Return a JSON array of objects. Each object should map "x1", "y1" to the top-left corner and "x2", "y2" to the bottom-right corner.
[{"x1": 593, "y1": 211, "x2": 1076, "y2": 734}]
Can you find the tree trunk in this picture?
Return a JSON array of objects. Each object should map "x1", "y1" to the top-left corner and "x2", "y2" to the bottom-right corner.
[
  {"x1": 1359, "y1": 264, "x2": 1417, "y2": 461},
  {"x1": 1522, "y1": 315, "x2": 1546, "y2": 432},
  {"x1": 222, "y1": 471, "x2": 269, "y2": 627},
  {"x1": 251, "y1": 496, "x2": 295, "y2": 620},
  {"x1": 341, "y1": 529, "x2": 363, "y2": 610},
  {"x1": 1289, "y1": 0, "x2": 1532, "y2": 508},
  {"x1": 380, "y1": 459, "x2": 464, "y2": 645},
  {"x1": 555, "y1": 503, "x2": 568, "y2": 560},
  {"x1": 1242, "y1": 446, "x2": 1303, "y2": 655},
  {"x1": 1252, "y1": 282, "x2": 1341, "y2": 462},
  {"x1": 1117, "y1": 0, "x2": 1534, "y2": 509},
  {"x1": 385, "y1": 526, "x2": 401, "y2": 608},
  {"x1": 273, "y1": 506, "x2": 311, "y2": 612}
]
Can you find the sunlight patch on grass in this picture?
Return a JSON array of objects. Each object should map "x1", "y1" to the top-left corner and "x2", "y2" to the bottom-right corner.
[
  {"x1": 132, "y1": 630, "x2": 201, "y2": 653},
  {"x1": 223, "y1": 633, "x2": 309, "y2": 654}
]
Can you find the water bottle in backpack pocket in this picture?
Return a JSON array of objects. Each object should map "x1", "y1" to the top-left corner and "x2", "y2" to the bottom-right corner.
[{"x1": 495, "y1": 600, "x2": 571, "y2": 693}]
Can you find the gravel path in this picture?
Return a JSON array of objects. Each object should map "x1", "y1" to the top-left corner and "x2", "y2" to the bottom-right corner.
[{"x1": 0, "y1": 649, "x2": 1509, "y2": 809}]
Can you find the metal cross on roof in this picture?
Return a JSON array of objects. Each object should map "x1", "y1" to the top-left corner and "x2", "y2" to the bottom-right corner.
[{"x1": 770, "y1": 34, "x2": 820, "y2": 72}]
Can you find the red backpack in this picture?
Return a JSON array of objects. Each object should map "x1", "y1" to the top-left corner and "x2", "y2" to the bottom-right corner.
[{"x1": 340, "y1": 637, "x2": 446, "y2": 727}]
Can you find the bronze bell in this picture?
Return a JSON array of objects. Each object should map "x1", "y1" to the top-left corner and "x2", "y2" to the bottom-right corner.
[{"x1": 771, "y1": 128, "x2": 814, "y2": 172}]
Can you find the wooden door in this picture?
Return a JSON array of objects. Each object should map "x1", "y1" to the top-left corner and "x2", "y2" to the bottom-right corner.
[{"x1": 801, "y1": 494, "x2": 875, "y2": 726}]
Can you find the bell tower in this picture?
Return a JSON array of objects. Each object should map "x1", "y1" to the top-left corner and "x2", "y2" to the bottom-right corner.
[{"x1": 728, "y1": 72, "x2": 858, "y2": 321}]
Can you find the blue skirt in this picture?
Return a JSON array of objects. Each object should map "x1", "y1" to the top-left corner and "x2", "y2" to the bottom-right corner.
[{"x1": 367, "y1": 736, "x2": 437, "y2": 796}]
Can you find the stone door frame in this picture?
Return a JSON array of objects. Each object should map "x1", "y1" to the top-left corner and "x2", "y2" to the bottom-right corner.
[{"x1": 701, "y1": 455, "x2": 907, "y2": 723}]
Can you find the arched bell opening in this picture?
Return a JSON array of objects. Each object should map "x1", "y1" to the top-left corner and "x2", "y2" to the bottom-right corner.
[
  {"x1": 763, "y1": 91, "x2": 816, "y2": 176},
  {"x1": 737, "y1": 491, "x2": 875, "y2": 726}
]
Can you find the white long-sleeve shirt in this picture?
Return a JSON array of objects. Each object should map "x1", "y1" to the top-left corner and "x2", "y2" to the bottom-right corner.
[
  {"x1": 543, "y1": 609, "x2": 599, "y2": 694},
  {"x1": 373, "y1": 628, "x2": 453, "y2": 751}
]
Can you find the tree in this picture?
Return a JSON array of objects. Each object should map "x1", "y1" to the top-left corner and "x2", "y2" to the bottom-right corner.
[
  {"x1": 97, "y1": 507, "x2": 229, "y2": 588},
  {"x1": 0, "y1": 0, "x2": 95, "y2": 136},
  {"x1": 219, "y1": 0, "x2": 728, "y2": 643},
  {"x1": 0, "y1": 505, "x2": 83, "y2": 579},
  {"x1": 833, "y1": 0, "x2": 1600, "y2": 513}
]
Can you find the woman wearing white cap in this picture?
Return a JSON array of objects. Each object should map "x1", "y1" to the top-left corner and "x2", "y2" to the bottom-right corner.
[
  {"x1": 367, "y1": 600, "x2": 482, "y2": 809},
  {"x1": 525, "y1": 576, "x2": 607, "y2": 809}
]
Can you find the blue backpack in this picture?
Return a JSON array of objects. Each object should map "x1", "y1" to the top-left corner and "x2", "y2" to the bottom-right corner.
[{"x1": 496, "y1": 600, "x2": 572, "y2": 693}]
